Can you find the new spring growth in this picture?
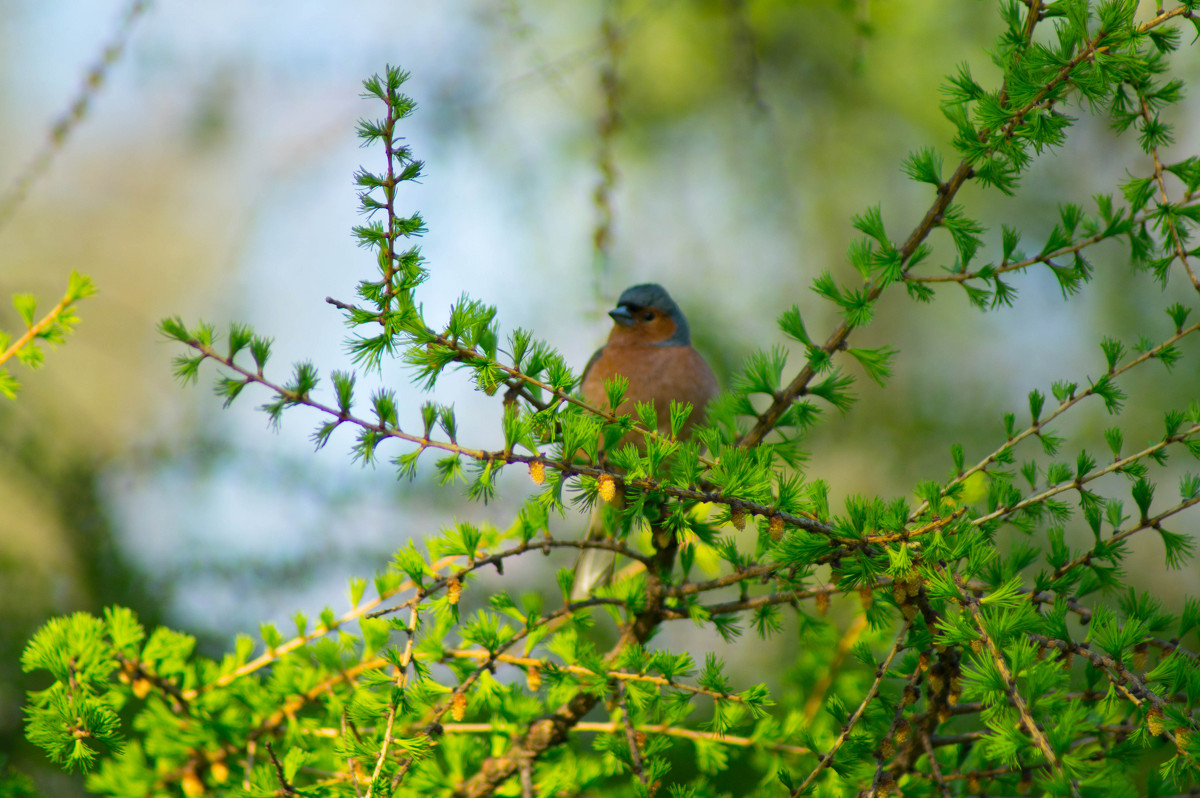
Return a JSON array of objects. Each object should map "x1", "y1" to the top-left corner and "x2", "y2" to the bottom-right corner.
[
  {"x1": 528, "y1": 460, "x2": 545, "y2": 485},
  {"x1": 447, "y1": 578, "x2": 462, "y2": 605}
]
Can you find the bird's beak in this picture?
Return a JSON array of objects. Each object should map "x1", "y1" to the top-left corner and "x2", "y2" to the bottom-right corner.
[{"x1": 608, "y1": 305, "x2": 636, "y2": 327}]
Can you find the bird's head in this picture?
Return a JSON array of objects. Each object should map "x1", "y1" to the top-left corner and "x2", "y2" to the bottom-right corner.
[{"x1": 606, "y1": 283, "x2": 691, "y2": 346}]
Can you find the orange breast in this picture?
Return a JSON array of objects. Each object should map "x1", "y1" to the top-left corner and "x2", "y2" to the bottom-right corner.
[{"x1": 582, "y1": 344, "x2": 718, "y2": 441}]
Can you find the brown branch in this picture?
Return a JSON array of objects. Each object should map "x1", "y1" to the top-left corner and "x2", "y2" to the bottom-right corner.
[
  {"x1": 617, "y1": 683, "x2": 648, "y2": 787},
  {"x1": 592, "y1": 0, "x2": 622, "y2": 279},
  {"x1": 442, "y1": 649, "x2": 754, "y2": 706},
  {"x1": 0, "y1": 0, "x2": 152, "y2": 230},
  {"x1": 803, "y1": 613, "x2": 870, "y2": 723},
  {"x1": 367, "y1": 602, "x2": 421, "y2": 794},
  {"x1": 789, "y1": 620, "x2": 912, "y2": 797},
  {"x1": 451, "y1": 542, "x2": 674, "y2": 797},
  {"x1": 955, "y1": 581, "x2": 1074, "y2": 795},
  {"x1": 1048, "y1": 493, "x2": 1200, "y2": 581},
  {"x1": 186, "y1": 337, "x2": 839, "y2": 540},
  {"x1": 739, "y1": 3, "x2": 1191, "y2": 451},
  {"x1": 435, "y1": 721, "x2": 813, "y2": 757},
  {"x1": 910, "y1": 227, "x2": 1115, "y2": 284},
  {"x1": 1139, "y1": 89, "x2": 1200, "y2": 292},
  {"x1": 913, "y1": 317, "x2": 1200, "y2": 523},
  {"x1": 975, "y1": 423, "x2": 1200, "y2": 530},
  {"x1": 921, "y1": 730, "x2": 954, "y2": 798},
  {"x1": 323, "y1": 294, "x2": 720, "y2": 468},
  {"x1": 265, "y1": 742, "x2": 299, "y2": 796}
]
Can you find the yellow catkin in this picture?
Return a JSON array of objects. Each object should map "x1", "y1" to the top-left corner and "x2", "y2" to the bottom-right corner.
[
  {"x1": 859, "y1": 586, "x2": 874, "y2": 610},
  {"x1": 528, "y1": 460, "x2": 545, "y2": 485},
  {"x1": 768, "y1": 515, "x2": 785, "y2": 541},
  {"x1": 451, "y1": 692, "x2": 468, "y2": 722},
  {"x1": 526, "y1": 666, "x2": 542, "y2": 691},
  {"x1": 447, "y1": 578, "x2": 462, "y2": 605},
  {"x1": 132, "y1": 679, "x2": 152, "y2": 699},
  {"x1": 181, "y1": 770, "x2": 205, "y2": 797},
  {"x1": 1147, "y1": 707, "x2": 1165, "y2": 736},
  {"x1": 209, "y1": 761, "x2": 230, "y2": 785},
  {"x1": 598, "y1": 474, "x2": 617, "y2": 503},
  {"x1": 815, "y1": 591, "x2": 830, "y2": 617}
]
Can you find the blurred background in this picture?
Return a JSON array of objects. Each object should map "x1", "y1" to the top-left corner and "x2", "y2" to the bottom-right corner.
[{"x1": 3, "y1": 1, "x2": 1199, "y2": 793}]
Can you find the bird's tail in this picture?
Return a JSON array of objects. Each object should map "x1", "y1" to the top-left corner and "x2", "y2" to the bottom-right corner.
[{"x1": 570, "y1": 488, "x2": 625, "y2": 600}]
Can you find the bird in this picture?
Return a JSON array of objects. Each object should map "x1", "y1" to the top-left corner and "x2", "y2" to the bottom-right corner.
[
  {"x1": 573, "y1": 283, "x2": 718, "y2": 595},
  {"x1": 580, "y1": 283, "x2": 719, "y2": 448}
]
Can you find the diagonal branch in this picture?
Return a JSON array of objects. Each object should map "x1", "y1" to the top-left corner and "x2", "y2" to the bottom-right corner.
[
  {"x1": 739, "y1": 4, "x2": 1191, "y2": 451},
  {"x1": 788, "y1": 619, "x2": 912, "y2": 797},
  {"x1": 451, "y1": 550, "x2": 673, "y2": 797},
  {"x1": 956, "y1": 581, "x2": 1076, "y2": 796}
]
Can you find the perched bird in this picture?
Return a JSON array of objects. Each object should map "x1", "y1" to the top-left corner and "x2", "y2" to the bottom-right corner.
[
  {"x1": 574, "y1": 283, "x2": 718, "y2": 594},
  {"x1": 580, "y1": 283, "x2": 719, "y2": 448}
]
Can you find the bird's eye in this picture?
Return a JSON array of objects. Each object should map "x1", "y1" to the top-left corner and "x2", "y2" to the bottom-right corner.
[{"x1": 642, "y1": 311, "x2": 655, "y2": 322}]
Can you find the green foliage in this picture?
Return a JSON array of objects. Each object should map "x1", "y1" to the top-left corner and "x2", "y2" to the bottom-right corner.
[
  {"x1": 0, "y1": 271, "x2": 96, "y2": 399},
  {"x1": 21, "y1": 6, "x2": 1200, "y2": 796}
]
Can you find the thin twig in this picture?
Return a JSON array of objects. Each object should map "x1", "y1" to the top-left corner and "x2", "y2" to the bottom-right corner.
[
  {"x1": 265, "y1": 742, "x2": 299, "y2": 796},
  {"x1": 1139, "y1": 89, "x2": 1200, "y2": 292},
  {"x1": 740, "y1": 4, "x2": 1191, "y2": 451},
  {"x1": 955, "y1": 580, "x2": 1076, "y2": 796},
  {"x1": 617, "y1": 683, "x2": 649, "y2": 786},
  {"x1": 913, "y1": 317, "x2": 1200, "y2": 523},
  {"x1": 789, "y1": 620, "x2": 912, "y2": 797}
]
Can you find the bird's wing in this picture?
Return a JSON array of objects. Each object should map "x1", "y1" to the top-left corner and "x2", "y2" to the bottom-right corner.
[{"x1": 581, "y1": 345, "x2": 605, "y2": 385}]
